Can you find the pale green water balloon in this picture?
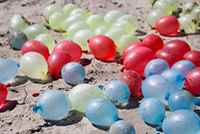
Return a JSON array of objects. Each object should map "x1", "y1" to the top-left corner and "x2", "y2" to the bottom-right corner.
[
  {"x1": 179, "y1": 14, "x2": 197, "y2": 33},
  {"x1": 73, "y1": 29, "x2": 93, "y2": 51},
  {"x1": 69, "y1": 8, "x2": 89, "y2": 17},
  {"x1": 10, "y1": 14, "x2": 29, "y2": 32},
  {"x1": 23, "y1": 24, "x2": 48, "y2": 39},
  {"x1": 113, "y1": 20, "x2": 137, "y2": 33},
  {"x1": 94, "y1": 25, "x2": 108, "y2": 35},
  {"x1": 105, "y1": 27, "x2": 126, "y2": 42},
  {"x1": 68, "y1": 84, "x2": 107, "y2": 113},
  {"x1": 35, "y1": 34, "x2": 55, "y2": 53},
  {"x1": 104, "y1": 10, "x2": 125, "y2": 25},
  {"x1": 116, "y1": 34, "x2": 138, "y2": 54},
  {"x1": 117, "y1": 14, "x2": 137, "y2": 28},
  {"x1": 66, "y1": 21, "x2": 88, "y2": 39},
  {"x1": 86, "y1": 14, "x2": 104, "y2": 29},
  {"x1": 49, "y1": 11, "x2": 65, "y2": 30}
]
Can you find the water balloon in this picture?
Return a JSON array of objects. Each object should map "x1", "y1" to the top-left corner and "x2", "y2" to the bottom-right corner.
[
  {"x1": 62, "y1": 4, "x2": 77, "y2": 17},
  {"x1": 0, "y1": 84, "x2": 8, "y2": 109},
  {"x1": 109, "y1": 120, "x2": 136, "y2": 134},
  {"x1": 113, "y1": 20, "x2": 136, "y2": 33},
  {"x1": 69, "y1": 8, "x2": 89, "y2": 17},
  {"x1": 139, "y1": 98, "x2": 165, "y2": 126},
  {"x1": 68, "y1": 84, "x2": 107, "y2": 113},
  {"x1": 144, "y1": 59, "x2": 169, "y2": 77},
  {"x1": 171, "y1": 60, "x2": 196, "y2": 77},
  {"x1": 33, "y1": 90, "x2": 71, "y2": 121},
  {"x1": 104, "y1": 10, "x2": 125, "y2": 25},
  {"x1": 184, "y1": 50, "x2": 200, "y2": 66},
  {"x1": 0, "y1": 58, "x2": 19, "y2": 83},
  {"x1": 8, "y1": 31, "x2": 27, "y2": 50},
  {"x1": 117, "y1": 34, "x2": 138, "y2": 54},
  {"x1": 94, "y1": 25, "x2": 107, "y2": 35},
  {"x1": 61, "y1": 62, "x2": 85, "y2": 85},
  {"x1": 54, "y1": 40, "x2": 82, "y2": 61},
  {"x1": 73, "y1": 29, "x2": 93, "y2": 51},
  {"x1": 161, "y1": 69, "x2": 184, "y2": 93},
  {"x1": 48, "y1": 52, "x2": 71, "y2": 78},
  {"x1": 86, "y1": 14, "x2": 104, "y2": 29},
  {"x1": 117, "y1": 14, "x2": 137, "y2": 28},
  {"x1": 103, "y1": 80, "x2": 131, "y2": 106},
  {"x1": 142, "y1": 75, "x2": 172, "y2": 102},
  {"x1": 142, "y1": 34, "x2": 164, "y2": 52},
  {"x1": 178, "y1": 14, "x2": 197, "y2": 33},
  {"x1": 105, "y1": 27, "x2": 126, "y2": 41},
  {"x1": 85, "y1": 98, "x2": 119, "y2": 127},
  {"x1": 35, "y1": 34, "x2": 55, "y2": 53},
  {"x1": 123, "y1": 46, "x2": 154, "y2": 76},
  {"x1": 155, "y1": 16, "x2": 180, "y2": 36},
  {"x1": 20, "y1": 52, "x2": 48, "y2": 80},
  {"x1": 43, "y1": 4, "x2": 60, "y2": 18},
  {"x1": 49, "y1": 11, "x2": 65, "y2": 30},
  {"x1": 21, "y1": 40, "x2": 50, "y2": 60},
  {"x1": 162, "y1": 110, "x2": 200, "y2": 134},
  {"x1": 168, "y1": 91, "x2": 193, "y2": 111},
  {"x1": 147, "y1": 9, "x2": 164, "y2": 27},
  {"x1": 10, "y1": 14, "x2": 28, "y2": 32},
  {"x1": 88, "y1": 35, "x2": 116, "y2": 62},
  {"x1": 185, "y1": 67, "x2": 200, "y2": 96},
  {"x1": 23, "y1": 24, "x2": 48, "y2": 39},
  {"x1": 120, "y1": 70, "x2": 142, "y2": 97}
]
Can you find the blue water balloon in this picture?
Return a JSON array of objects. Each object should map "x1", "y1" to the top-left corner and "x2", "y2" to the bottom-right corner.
[
  {"x1": 142, "y1": 75, "x2": 172, "y2": 102},
  {"x1": 0, "y1": 58, "x2": 19, "y2": 83},
  {"x1": 109, "y1": 120, "x2": 136, "y2": 134},
  {"x1": 168, "y1": 91, "x2": 193, "y2": 111},
  {"x1": 162, "y1": 110, "x2": 200, "y2": 134},
  {"x1": 172, "y1": 60, "x2": 196, "y2": 77},
  {"x1": 161, "y1": 69, "x2": 185, "y2": 93},
  {"x1": 33, "y1": 90, "x2": 71, "y2": 121},
  {"x1": 61, "y1": 62, "x2": 85, "y2": 85},
  {"x1": 85, "y1": 98, "x2": 119, "y2": 127},
  {"x1": 103, "y1": 80, "x2": 131, "y2": 106},
  {"x1": 144, "y1": 59, "x2": 169, "y2": 77},
  {"x1": 139, "y1": 98, "x2": 165, "y2": 126}
]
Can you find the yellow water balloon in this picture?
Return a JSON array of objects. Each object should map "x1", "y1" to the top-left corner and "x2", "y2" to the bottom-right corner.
[
  {"x1": 68, "y1": 84, "x2": 107, "y2": 113},
  {"x1": 20, "y1": 52, "x2": 48, "y2": 80},
  {"x1": 62, "y1": 4, "x2": 77, "y2": 17}
]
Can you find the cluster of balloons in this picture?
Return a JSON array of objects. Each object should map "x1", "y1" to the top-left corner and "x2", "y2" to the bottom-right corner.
[
  {"x1": 33, "y1": 82, "x2": 135, "y2": 133},
  {"x1": 44, "y1": 3, "x2": 138, "y2": 53},
  {"x1": 147, "y1": 0, "x2": 178, "y2": 27},
  {"x1": 138, "y1": 36, "x2": 200, "y2": 133}
]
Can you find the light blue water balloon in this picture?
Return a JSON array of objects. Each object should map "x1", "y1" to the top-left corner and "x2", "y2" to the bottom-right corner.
[
  {"x1": 109, "y1": 120, "x2": 136, "y2": 134},
  {"x1": 161, "y1": 69, "x2": 185, "y2": 94},
  {"x1": 103, "y1": 80, "x2": 131, "y2": 106},
  {"x1": 162, "y1": 110, "x2": 200, "y2": 134},
  {"x1": 33, "y1": 90, "x2": 71, "y2": 121},
  {"x1": 139, "y1": 98, "x2": 165, "y2": 126},
  {"x1": 85, "y1": 98, "x2": 119, "y2": 127},
  {"x1": 172, "y1": 60, "x2": 196, "y2": 77},
  {"x1": 168, "y1": 91, "x2": 193, "y2": 111},
  {"x1": 0, "y1": 58, "x2": 19, "y2": 83},
  {"x1": 61, "y1": 62, "x2": 85, "y2": 85},
  {"x1": 144, "y1": 59, "x2": 169, "y2": 77},
  {"x1": 142, "y1": 75, "x2": 172, "y2": 102}
]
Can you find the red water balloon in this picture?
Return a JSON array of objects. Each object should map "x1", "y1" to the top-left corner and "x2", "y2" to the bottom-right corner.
[
  {"x1": 142, "y1": 34, "x2": 164, "y2": 52},
  {"x1": 48, "y1": 52, "x2": 71, "y2": 78},
  {"x1": 185, "y1": 68, "x2": 200, "y2": 96},
  {"x1": 120, "y1": 70, "x2": 142, "y2": 97},
  {"x1": 122, "y1": 41, "x2": 145, "y2": 59},
  {"x1": 184, "y1": 50, "x2": 200, "y2": 66},
  {"x1": 21, "y1": 40, "x2": 50, "y2": 60},
  {"x1": 155, "y1": 16, "x2": 180, "y2": 36},
  {"x1": 163, "y1": 39, "x2": 191, "y2": 60},
  {"x1": 54, "y1": 40, "x2": 82, "y2": 61},
  {"x1": 0, "y1": 83, "x2": 8, "y2": 109},
  {"x1": 88, "y1": 35, "x2": 116, "y2": 62},
  {"x1": 123, "y1": 46, "x2": 154, "y2": 76},
  {"x1": 156, "y1": 49, "x2": 180, "y2": 66}
]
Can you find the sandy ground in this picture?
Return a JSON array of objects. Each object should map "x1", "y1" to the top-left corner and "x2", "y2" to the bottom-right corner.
[{"x1": 0, "y1": 0, "x2": 200, "y2": 134}]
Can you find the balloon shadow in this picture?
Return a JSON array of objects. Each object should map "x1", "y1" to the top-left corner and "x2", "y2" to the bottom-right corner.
[
  {"x1": 7, "y1": 76, "x2": 28, "y2": 87},
  {"x1": 28, "y1": 75, "x2": 54, "y2": 84},
  {"x1": 44, "y1": 110, "x2": 84, "y2": 126},
  {"x1": 118, "y1": 97, "x2": 141, "y2": 110},
  {"x1": 79, "y1": 58, "x2": 92, "y2": 66},
  {"x1": 194, "y1": 109, "x2": 200, "y2": 117},
  {"x1": 0, "y1": 100, "x2": 17, "y2": 112}
]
